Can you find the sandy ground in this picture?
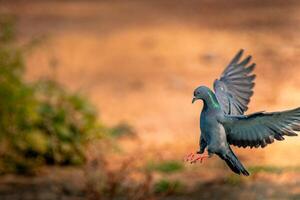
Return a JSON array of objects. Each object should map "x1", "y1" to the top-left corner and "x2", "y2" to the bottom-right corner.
[{"x1": 1, "y1": 0, "x2": 300, "y2": 199}]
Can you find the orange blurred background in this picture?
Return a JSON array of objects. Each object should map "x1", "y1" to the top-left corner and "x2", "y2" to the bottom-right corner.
[{"x1": 1, "y1": 0, "x2": 300, "y2": 199}]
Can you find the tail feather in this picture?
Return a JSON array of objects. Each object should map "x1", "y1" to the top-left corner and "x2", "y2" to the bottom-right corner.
[{"x1": 218, "y1": 148, "x2": 249, "y2": 176}]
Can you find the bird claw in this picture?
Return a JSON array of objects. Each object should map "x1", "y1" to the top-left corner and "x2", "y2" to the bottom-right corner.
[
  {"x1": 183, "y1": 152, "x2": 194, "y2": 162},
  {"x1": 184, "y1": 152, "x2": 208, "y2": 164}
]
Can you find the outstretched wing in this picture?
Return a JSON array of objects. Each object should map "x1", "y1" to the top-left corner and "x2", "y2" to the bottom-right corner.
[
  {"x1": 221, "y1": 108, "x2": 300, "y2": 148},
  {"x1": 214, "y1": 49, "x2": 256, "y2": 115}
]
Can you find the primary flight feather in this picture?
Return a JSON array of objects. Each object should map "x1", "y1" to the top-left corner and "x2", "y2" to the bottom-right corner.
[{"x1": 187, "y1": 49, "x2": 299, "y2": 176}]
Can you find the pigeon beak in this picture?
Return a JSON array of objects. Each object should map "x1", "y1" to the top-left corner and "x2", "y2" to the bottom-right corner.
[{"x1": 192, "y1": 97, "x2": 197, "y2": 104}]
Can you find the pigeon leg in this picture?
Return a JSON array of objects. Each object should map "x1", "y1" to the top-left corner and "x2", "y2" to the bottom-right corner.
[
  {"x1": 190, "y1": 153, "x2": 209, "y2": 164},
  {"x1": 184, "y1": 152, "x2": 209, "y2": 163},
  {"x1": 183, "y1": 152, "x2": 194, "y2": 162}
]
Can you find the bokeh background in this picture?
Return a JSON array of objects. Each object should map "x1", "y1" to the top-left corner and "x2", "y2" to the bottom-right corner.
[{"x1": 0, "y1": 0, "x2": 300, "y2": 199}]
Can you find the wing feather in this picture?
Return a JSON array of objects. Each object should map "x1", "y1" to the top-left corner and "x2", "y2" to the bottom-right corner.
[
  {"x1": 214, "y1": 49, "x2": 256, "y2": 115},
  {"x1": 222, "y1": 107, "x2": 300, "y2": 148}
]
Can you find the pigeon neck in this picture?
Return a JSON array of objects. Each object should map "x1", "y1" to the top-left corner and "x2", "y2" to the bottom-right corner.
[{"x1": 203, "y1": 91, "x2": 220, "y2": 110}]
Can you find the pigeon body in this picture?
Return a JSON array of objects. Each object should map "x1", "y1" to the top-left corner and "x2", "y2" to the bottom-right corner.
[{"x1": 192, "y1": 50, "x2": 299, "y2": 176}]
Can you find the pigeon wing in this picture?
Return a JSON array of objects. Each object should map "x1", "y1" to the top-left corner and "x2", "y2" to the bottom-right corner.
[
  {"x1": 221, "y1": 107, "x2": 300, "y2": 148},
  {"x1": 214, "y1": 49, "x2": 256, "y2": 115}
]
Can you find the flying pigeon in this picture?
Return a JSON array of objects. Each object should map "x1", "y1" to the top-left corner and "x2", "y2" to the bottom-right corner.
[{"x1": 185, "y1": 49, "x2": 299, "y2": 176}]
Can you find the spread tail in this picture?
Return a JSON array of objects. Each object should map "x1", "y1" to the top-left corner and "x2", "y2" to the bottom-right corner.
[{"x1": 217, "y1": 147, "x2": 249, "y2": 176}]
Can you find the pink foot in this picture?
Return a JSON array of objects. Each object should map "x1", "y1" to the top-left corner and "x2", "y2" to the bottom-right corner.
[{"x1": 184, "y1": 152, "x2": 208, "y2": 164}]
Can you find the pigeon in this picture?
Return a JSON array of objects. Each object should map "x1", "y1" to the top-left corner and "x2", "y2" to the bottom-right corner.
[{"x1": 185, "y1": 49, "x2": 299, "y2": 176}]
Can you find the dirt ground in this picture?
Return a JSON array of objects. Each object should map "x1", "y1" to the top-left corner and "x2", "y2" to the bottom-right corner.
[{"x1": 1, "y1": 0, "x2": 300, "y2": 199}]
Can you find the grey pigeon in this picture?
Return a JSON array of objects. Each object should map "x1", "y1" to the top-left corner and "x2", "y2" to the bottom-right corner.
[{"x1": 186, "y1": 49, "x2": 299, "y2": 176}]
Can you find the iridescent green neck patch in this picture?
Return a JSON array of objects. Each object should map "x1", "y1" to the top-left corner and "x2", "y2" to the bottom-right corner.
[{"x1": 208, "y1": 91, "x2": 220, "y2": 109}]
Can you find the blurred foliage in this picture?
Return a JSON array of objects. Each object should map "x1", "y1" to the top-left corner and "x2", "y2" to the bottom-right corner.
[
  {"x1": 153, "y1": 179, "x2": 185, "y2": 195},
  {"x1": 223, "y1": 165, "x2": 300, "y2": 186},
  {"x1": 0, "y1": 15, "x2": 129, "y2": 174},
  {"x1": 85, "y1": 156, "x2": 154, "y2": 200},
  {"x1": 248, "y1": 165, "x2": 300, "y2": 175},
  {"x1": 85, "y1": 156, "x2": 185, "y2": 200},
  {"x1": 146, "y1": 160, "x2": 184, "y2": 174},
  {"x1": 249, "y1": 166, "x2": 283, "y2": 174},
  {"x1": 223, "y1": 174, "x2": 244, "y2": 186},
  {"x1": 110, "y1": 123, "x2": 136, "y2": 138},
  {"x1": 32, "y1": 80, "x2": 105, "y2": 166}
]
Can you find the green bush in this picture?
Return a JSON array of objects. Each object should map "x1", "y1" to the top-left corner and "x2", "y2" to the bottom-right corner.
[
  {"x1": 153, "y1": 179, "x2": 185, "y2": 195},
  {"x1": 110, "y1": 123, "x2": 136, "y2": 138},
  {"x1": 0, "y1": 16, "x2": 107, "y2": 174},
  {"x1": 223, "y1": 174, "x2": 244, "y2": 186},
  {"x1": 33, "y1": 79, "x2": 105, "y2": 165},
  {"x1": 146, "y1": 160, "x2": 184, "y2": 174},
  {"x1": 248, "y1": 165, "x2": 300, "y2": 175}
]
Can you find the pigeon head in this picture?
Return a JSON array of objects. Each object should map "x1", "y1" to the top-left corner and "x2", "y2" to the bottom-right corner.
[{"x1": 192, "y1": 86, "x2": 212, "y2": 103}]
